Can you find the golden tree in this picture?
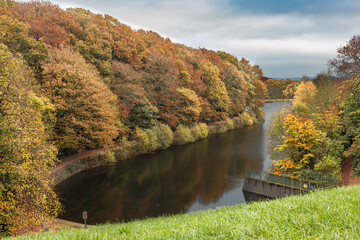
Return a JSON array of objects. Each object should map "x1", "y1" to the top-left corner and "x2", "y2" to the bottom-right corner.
[
  {"x1": 273, "y1": 114, "x2": 322, "y2": 176},
  {"x1": 0, "y1": 44, "x2": 60, "y2": 236}
]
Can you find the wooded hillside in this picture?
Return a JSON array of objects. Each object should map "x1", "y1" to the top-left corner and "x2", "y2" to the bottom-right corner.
[
  {"x1": 0, "y1": 1, "x2": 267, "y2": 235},
  {"x1": 1, "y1": 1, "x2": 266, "y2": 155}
]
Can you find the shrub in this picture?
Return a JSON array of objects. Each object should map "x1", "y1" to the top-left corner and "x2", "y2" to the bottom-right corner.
[
  {"x1": 190, "y1": 123, "x2": 208, "y2": 141},
  {"x1": 154, "y1": 124, "x2": 173, "y2": 150},
  {"x1": 298, "y1": 169, "x2": 338, "y2": 186},
  {"x1": 190, "y1": 124, "x2": 202, "y2": 141},
  {"x1": 135, "y1": 128, "x2": 150, "y2": 153},
  {"x1": 225, "y1": 117, "x2": 235, "y2": 130},
  {"x1": 114, "y1": 140, "x2": 132, "y2": 159},
  {"x1": 253, "y1": 107, "x2": 265, "y2": 122},
  {"x1": 198, "y1": 123, "x2": 209, "y2": 139},
  {"x1": 232, "y1": 114, "x2": 244, "y2": 128},
  {"x1": 208, "y1": 122, "x2": 228, "y2": 135},
  {"x1": 144, "y1": 128, "x2": 158, "y2": 152},
  {"x1": 314, "y1": 155, "x2": 341, "y2": 175},
  {"x1": 100, "y1": 151, "x2": 116, "y2": 164},
  {"x1": 173, "y1": 124, "x2": 194, "y2": 145},
  {"x1": 217, "y1": 123, "x2": 228, "y2": 133},
  {"x1": 243, "y1": 111, "x2": 254, "y2": 126}
]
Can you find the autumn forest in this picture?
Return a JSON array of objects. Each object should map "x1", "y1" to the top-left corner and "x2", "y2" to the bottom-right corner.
[{"x1": 1, "y1": 0, "x2": 360, "y2": 237}]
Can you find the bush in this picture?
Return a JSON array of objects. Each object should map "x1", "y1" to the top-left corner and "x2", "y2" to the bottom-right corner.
[
  {"x1": 243, "y1": 111, "x2": 254, "y2": 126},
  {"x1": 144, "y1": 128, "x2": 158, "y2": 152},
  {"x1": 135, "y1": 128, "x2": 150, "y2": 153},
  {"x1": 153, "y1": 124, "x2": 173, "y2": 150},
  {"x1": 208, "y1": 123, "x2": 228, "y2": 135},
  {"x1": 314, "y1": 155, "x2": 341, "y2": 175},
  {"x1": 173, "y1": 124, "x2": 195, "y2": 145},
  {"x1": 298, "y1": 169, "x2": 338, "y2": 186},
  {"x1": 233, "y1": 114, "x2": 244, "y2": 128},
  {"x1": 190, "y1": 123, "x2": 209, "y2": 141},
  {"x1": 190, "y1": 124, "x2": 202, "y2": 141},
  {"x1": 253, "y1": 107, "x2": 265, "y2": 122},
  {"x1": 114, "y1": 140, "x2": 132, "y2": 159},
  {"x1": 198, "y1": 123, "x2": 209, "y2": 139},
  {"x1": 217, "y1": 123, "x2": 228, "y2": 133},
  {"x1": 225, "y1": 117, "x2": 235, "y2": 130},
  {"x1": 100, "y1": 151, "x2": 116, "y2": 164}
]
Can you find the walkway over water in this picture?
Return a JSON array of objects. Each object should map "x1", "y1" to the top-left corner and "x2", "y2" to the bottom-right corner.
[{"x1": 243, "y1": 169, "x2": 337, "y2": 199}]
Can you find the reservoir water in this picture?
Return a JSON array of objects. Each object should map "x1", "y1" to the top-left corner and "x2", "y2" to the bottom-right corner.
[{"x1": 56, "y1": 101, "x2": 289, "y2": 224}]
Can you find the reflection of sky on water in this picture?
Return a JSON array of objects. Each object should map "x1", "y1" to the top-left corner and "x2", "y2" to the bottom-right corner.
[{"x1": 188, "y1": 178, "x2": 245, "y2": 212}]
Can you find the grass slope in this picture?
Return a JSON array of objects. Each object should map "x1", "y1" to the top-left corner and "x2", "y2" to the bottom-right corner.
[{"x1": 14, "y1": 186, "x2": 360, "y2": 239}]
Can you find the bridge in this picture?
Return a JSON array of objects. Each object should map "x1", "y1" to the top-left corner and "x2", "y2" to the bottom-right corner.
[{"x1": 242, "y1": 169, "x2": 337, "y2": 199}]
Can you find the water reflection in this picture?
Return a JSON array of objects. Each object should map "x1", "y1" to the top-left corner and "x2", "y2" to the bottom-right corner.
[{"x1": 56, "y1": 102, "x2": 287, "y2": 224}]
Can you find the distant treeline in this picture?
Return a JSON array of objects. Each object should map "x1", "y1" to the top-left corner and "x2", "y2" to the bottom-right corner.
[{"x1": 262, "y1": 77, "x2": 297, "y2": 99}]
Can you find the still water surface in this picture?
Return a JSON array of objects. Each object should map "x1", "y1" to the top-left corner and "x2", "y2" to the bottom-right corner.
[{"x1": 56, "y1": 102, "x2": 289, "y2": 224}]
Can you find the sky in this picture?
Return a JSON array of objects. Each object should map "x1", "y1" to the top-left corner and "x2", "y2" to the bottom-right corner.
[{"x1": 21, "y1": 0, "x2": 360, "y2": 78}]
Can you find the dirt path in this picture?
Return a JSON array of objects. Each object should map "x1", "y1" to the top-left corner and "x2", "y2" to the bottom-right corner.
[{"x1": 51, "y1": 148, "x2": 108, "y2": 173}]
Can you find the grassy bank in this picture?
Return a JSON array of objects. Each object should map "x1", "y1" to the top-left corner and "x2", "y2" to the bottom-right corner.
[{"x1": 14, "y1": 185, "x2": 360, "y2": 239}]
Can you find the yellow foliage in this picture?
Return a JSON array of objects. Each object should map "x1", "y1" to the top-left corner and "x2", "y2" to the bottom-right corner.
[
  {"x1": 0, "y1": 44, "x2": 60, "y2": 236},
  {"x1": 273, "y1": 113, "x2": 322, "y2": 175},
  {"x1": 293, "y1": 81, "x2": 317, "y2": 112}
]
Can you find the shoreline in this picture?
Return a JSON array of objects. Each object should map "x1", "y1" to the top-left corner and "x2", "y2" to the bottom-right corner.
[
  {"x1": 264, "y1": 99, "x2": 292, "y2": 103},
  {"x1": 51, "y1": 110, "x2": 264, "y2": 185}
]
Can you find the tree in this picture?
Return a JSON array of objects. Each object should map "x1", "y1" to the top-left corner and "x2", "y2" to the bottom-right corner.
[
  {"x1": 267, "y1": 106, "x2": 292, "y2": 161},
  {"x1": 329, "y1": 35, "x2": 360, "y2": 78},
  {"x1": 292, "y1": 81, "x2": 318, "y2": 116},
  {"x1": 110, "y1": 61, "x2": 159, "y2": 130},
  {"x1": 253, "y1": 79, "x2": 268, "y2": 107},
  {"x1": 176, "y1": 87, "x2": 202, "y2": 124},
  {"x1": 222, "y1": 63, "x2": 248, "y2": 116},
  {"x1": 0, "y1": 14, "x2": 48, "y2": 77},
  {"x1": 273, "y1": 114, "x2": 322, "y2": 176},
  {"x1": 41, "y1": 47, "x2": 118, "y2": 154},
  {"x1": 342, "y1": 75, "x2": 360, "y2": 169},
  {"x1": 283, "y1": 82, "x2": 298, "y2": 99},
  {"x1": 10, "y1": 1, "x2": 73, "y2": 47},
  {"x1": 142, "y1": 53, "x2": 180, "y2": 128},
  {"x1": 199, "y1": 59, "x2": 230, "y2": 121},
  {"x1": 0, "y1": 44, "x2": 60, "y2": 236}
]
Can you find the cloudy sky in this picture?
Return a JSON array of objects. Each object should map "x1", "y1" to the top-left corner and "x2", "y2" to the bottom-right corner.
[{"x1": 22, "y1": 0, "x2": 360, "y2": 78}]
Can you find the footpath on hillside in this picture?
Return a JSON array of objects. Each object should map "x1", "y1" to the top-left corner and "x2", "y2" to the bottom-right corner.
[{"x1": 51, "y1": 148, "x2": 109, "y2": 173}]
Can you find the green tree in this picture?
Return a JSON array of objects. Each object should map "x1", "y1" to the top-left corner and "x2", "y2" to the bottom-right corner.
[{"x1": 342, "y1": 75, "x2": 360, "y2": 171}]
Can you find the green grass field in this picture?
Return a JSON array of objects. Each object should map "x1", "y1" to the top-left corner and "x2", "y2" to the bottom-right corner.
[{"x1": 13, "y1": 185, "x2": 360, "y2": 239}]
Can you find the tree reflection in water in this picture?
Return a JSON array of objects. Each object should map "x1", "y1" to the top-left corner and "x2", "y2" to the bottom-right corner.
[{"x1": 56, "y1": 102, "x2": 287, "y2": 224}]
